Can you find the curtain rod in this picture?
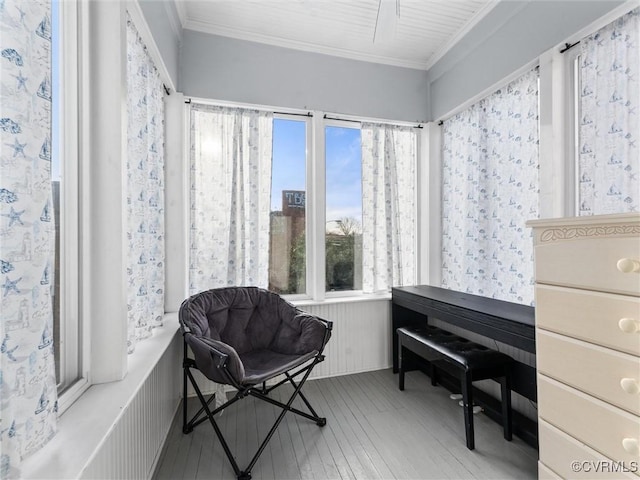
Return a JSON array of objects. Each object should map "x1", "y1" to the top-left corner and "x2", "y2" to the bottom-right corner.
[
  {"x1": 274, "y1": 111, "x2": 313, "y2": 117},
  {"x1": 560, "y1": 40, "x2": 580, "y2": 54},
  {"x1": 324, "y1": 115, "x2": 359, "y2": 124},
  {"x1": 185, "y1": 99, "x2": 312, "y2": 117},
  {"x1": 323, "y1": 114, "x2": 423, "y2": 129}
]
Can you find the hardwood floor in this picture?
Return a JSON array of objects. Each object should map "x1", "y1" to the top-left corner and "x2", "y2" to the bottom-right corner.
[{"x1": 154, "y1": 369, "x2": 538, "y2": 479}]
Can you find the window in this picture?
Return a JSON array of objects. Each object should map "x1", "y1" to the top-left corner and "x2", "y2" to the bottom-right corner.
[
  {"x1": 269, "y1": 117, "x2": 308, "y2": 295},
  {"x1": 52, "y1": 0, "x2": 81, "y2": 395},
  {"x1": 191, "y1": 109, "x2": 416, "y2": 300},
  {"x1": 268, "y1": 119, "x2": 365, "y2": 296},
  {"x1": 325, "y1": 125, "x2": 363, "y2": 292}
]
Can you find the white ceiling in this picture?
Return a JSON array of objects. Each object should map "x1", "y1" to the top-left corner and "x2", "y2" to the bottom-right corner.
[{"x1": 174, "y1": 0, "x2": 499, "y2": 70}]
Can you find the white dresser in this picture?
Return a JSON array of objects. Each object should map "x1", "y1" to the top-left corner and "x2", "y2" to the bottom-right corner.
[{"x1": 528, "y1": 213, "x2": 640, "y2": 479}]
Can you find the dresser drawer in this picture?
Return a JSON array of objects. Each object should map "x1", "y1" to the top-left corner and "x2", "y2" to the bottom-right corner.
[
  {"x1": 534, "y1": 236, "x2": 640, "y2": 296},
  {"x1": 536, "y1": 285, "x2": 640, "y2": 356},
  {"x1": 539, "y1": 461, "x2": 562, "y2": 480},
  {"x1": 539, "y1": 419, "x2": 638, "y2": 479},
  {"x1": 538, "y1": 375, "x2": 640, "y2": 467},
  {"x1": 537, "y1": 330, "x2": 640, "y2": 415}
]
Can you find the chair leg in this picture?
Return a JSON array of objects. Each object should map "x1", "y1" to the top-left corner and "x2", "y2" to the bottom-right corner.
[
  {"x1": 284, "y1": 373, "x2": 324, "y2": 424},
  {"x1": 184, "y1": 354, "x2": 326, "y2": 479},
  {"x1": 461, "y1": 371, "x2": 475, "y2": 450},
  {"x1": 183, "y1": 363, "x2": 190, "y2": 433},
  {"x1": 430, "y1": 361, "x2": 438, "y2": 386},
  {"x1": 243, "y1": 356, "x2": 320, "y2": 477},
  {"x1": 185, "y1": 367, "x2": 243, "y2": 478},
  {"x1": 501, "y1": 373, "x2": 513, "y2": 441}
]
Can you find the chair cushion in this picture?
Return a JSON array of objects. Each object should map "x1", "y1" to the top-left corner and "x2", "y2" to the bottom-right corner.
[
  {"x1": 240, "y1": 349, "x2": 318, "y2": 386},
  {"x1": 180, "y1": 287, "x2": 329, "y2": 386}
]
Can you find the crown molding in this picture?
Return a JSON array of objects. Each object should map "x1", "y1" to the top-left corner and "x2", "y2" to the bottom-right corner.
[
  {"x1": 173, "y1": 0, "x2": 187, "y2": 28},
  {"x1": 164, "y1": 1, "x2": 183, "y2": 42},
  {"x1": 184, "y1": 20, "x2": 430, "y2": 70}
]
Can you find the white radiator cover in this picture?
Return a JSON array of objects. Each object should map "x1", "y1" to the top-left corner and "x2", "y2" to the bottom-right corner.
[
  {"x1": 303, "y1": 298, "x2": 393, "y2": 378},
  {"x1": 81, "y1": 335, "x2": 181, "y2": 480},
  {"x1": 186, "y1": 298, "x2": 393, "y2": 396}
]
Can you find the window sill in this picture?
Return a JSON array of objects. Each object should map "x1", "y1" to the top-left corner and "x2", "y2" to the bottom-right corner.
[
  {"x1": 21, "y1": 314, "x2": 181, "y2": 480},
  {"x1": 291, "y1": 292, "x2": 391, "y2": 308}
]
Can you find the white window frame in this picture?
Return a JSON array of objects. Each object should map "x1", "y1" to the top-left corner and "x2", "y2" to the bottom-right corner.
[
  {"x1": 270, "y1": 114, "x2": 368, "y2": 302},
  {"x1": 567, "y1": 47, "x2": 581, "y2": 216},
  {"x1": 55, "y1": 0, "x2": 89, "y2": 412},
  {"x1": 268, "y1": 113, "x2": 368, "y2": 302}
]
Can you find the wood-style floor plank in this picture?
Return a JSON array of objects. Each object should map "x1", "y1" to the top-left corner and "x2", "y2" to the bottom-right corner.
[{"x1": 154, "y1": 369, "x2": 538, "y2": 480}]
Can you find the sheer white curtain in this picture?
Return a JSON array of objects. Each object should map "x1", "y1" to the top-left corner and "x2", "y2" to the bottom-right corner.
[
  {"x1": 361, "y1": 124, "x2": 417, "y2": 293},
  {"x1": 578, "y1": 7, "x2": 639, "y2": 215},
  {"x1": 125, "y1": 13, "x2": 165, "y2": 354},
  {"x1": 0, "y1": 1, "x2": 58, "y2": 476},
  {"x1": 189, "y1": 104, "x2": 273, "y2": 294},
  {"x1": 441, "y1": 68, "x2": 539, "y2": 305}
]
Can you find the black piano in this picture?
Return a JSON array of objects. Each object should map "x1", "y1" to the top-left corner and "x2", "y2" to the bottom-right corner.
[{"x1": 392, "y1": 285, "x2": 536, "y2": 404}]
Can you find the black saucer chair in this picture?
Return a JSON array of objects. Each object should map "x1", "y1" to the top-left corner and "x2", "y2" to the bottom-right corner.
[{"x1": 179, "y1": 287, "x2": 332, "y2": 480}]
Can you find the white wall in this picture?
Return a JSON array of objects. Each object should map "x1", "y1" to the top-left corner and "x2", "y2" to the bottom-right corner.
[
  {"x1": 137, "y1": 0, "x2": 181, "y2": 90},
  {"x1": 180, "y1": 30, "x2": 429, "y2": 123},
  {"x1": 427, "y1": 0, "x2": 625, "y2": 120}
]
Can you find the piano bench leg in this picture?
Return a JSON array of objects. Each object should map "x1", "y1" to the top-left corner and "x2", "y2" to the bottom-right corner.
[
  {"x1": 461, "y1": 371, "x2": 475, "y2": 450},
  {"x1": 430, "y1": 362, "x2": 438, "y2": 386},
  {"x1": 398, "y1": 347, "x2": 405, "y2": 391},
  {"x1": 500, "y1": 372, "x2": 513, "y2": 441}
]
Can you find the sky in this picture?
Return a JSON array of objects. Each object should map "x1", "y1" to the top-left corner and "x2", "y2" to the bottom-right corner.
[{"x1": 271, "y1": 118, "x2": 362, "y2": 225}]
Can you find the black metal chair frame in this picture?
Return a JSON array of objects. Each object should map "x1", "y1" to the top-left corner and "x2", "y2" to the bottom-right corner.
[{"x1": 182, "y1": 318, "x2": 332, "y2": 480}]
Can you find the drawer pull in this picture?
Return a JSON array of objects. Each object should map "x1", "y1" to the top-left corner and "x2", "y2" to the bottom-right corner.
[
  {"x1": 620, "y1": 378, "x2": 640, "y2": 394},
  {"x1": 622, "y1": 438, "x2": 640, "y2": 455},
  {"x1": 617, "y1": 258, "x2": 640, "y2": 273},
  {"x1": 619, "y1": 318, "x2": 640, "y2": 333}
]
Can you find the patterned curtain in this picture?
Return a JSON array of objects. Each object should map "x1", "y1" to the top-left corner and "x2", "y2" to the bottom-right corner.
[
  {"x1": 578, "y1": 7, "x2": 639, "y2": 215},
  {"x1": 361, "y1": 124, "x2": 417, "y2": 293},
  {"x1": 125, "y1": 13, "x2": 165, "y2": 354},
  {"x1": 189, "y1": 104, "x2": 273, "y2": 294},
  {"x1": 441, "y1": 68, "x2": 539, "y2": 306},
  {"x1": 0, "y1": 0, "x2": 58, "y2": 477}
]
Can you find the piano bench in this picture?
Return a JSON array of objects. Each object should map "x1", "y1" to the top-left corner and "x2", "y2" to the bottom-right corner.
[{"x1": 397, "y1": 325, "x2": 513, "y2": 450}]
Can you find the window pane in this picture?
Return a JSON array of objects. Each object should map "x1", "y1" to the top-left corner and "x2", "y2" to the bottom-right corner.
[
  {"x1": 269, "y1": 118, "x2": 307, "y2": 294},
  {"x1": 52, "y1": 1, "x2": 80, "y2": 394},
  {"x1": 325, "y1": 126, "x2": 362, "y2": 292}
]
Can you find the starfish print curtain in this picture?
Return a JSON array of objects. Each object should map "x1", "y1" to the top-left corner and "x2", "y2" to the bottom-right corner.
[{"x1": 0, "y1": 0, "x2": 58, "y2": 477}]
